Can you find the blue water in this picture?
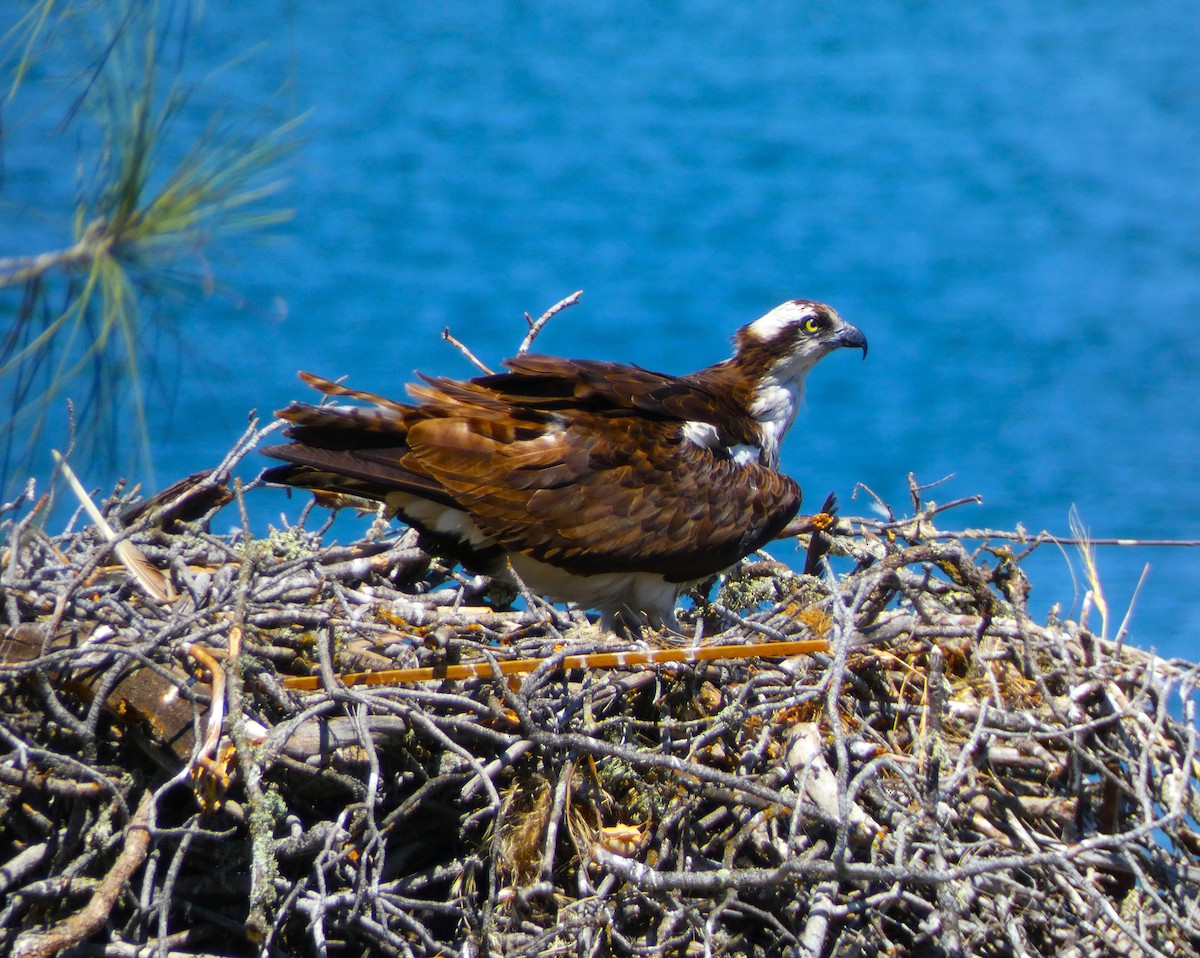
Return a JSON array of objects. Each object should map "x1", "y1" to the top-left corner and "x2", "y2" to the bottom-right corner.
[{"x1": 3, "y1": 2, "x2": 1199, "y2": 658}]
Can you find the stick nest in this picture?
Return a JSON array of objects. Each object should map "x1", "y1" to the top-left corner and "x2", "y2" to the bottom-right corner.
[{"x1": 2, "y1": 453, "x2": 1199, "y2": 957}]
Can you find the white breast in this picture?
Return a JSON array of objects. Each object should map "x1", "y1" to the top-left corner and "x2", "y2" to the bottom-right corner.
[{"x1": 747, "y1": 377, "x2": 804, "y2": 469}]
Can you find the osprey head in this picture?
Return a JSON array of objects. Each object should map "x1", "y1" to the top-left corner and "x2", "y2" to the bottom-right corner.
[
  {"x1": 723, "y1": 300, "x2": 867, "y2": 463},
  {"x1": 737, "y1": 300, "x2": 868, "y2": 378}
]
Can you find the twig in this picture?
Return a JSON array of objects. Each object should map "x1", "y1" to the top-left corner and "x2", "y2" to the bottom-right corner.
[
  {"x1": 11, "y1": 789, "x2": 155, "y2": 958},
  {"x1": 50, "y1": 450, "x2": 174, "y2": 604},
  {"x1": 0, "y1": 224, "x2": 110, "y2": 288},
  {"x1": 850, "y1": 516, "x2": 1200, "y2": 548},
  {"x1": 440, "y1": 328, "x2": 493, "y2": 375},
  {"x1": 517, "y1": 290, "x2": 583, "y2": 355}
]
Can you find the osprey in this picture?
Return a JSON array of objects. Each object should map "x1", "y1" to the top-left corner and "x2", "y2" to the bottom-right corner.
[{"x1": 262, "y1": 300, "x2": 866, "y2": 631}]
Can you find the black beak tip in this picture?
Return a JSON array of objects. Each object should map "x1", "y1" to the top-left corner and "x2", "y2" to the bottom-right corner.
[{"x1": 838, "y1": 324, "x2": 868, "y2": 359}]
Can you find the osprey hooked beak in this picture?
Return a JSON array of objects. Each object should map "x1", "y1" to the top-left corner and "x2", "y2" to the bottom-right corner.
[{"x1": 832, "y1": 321, "x2": 868, "y2": 359}]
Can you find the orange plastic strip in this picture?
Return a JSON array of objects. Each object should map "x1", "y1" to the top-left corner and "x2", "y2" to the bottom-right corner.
[{"x1": 280, "y1": 638, "x2": 828, "y2": 691}]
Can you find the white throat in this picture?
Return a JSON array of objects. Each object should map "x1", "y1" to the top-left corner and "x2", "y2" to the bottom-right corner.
[{"x1": 748, "y1": 373, "x2": 806, "y2": 469}]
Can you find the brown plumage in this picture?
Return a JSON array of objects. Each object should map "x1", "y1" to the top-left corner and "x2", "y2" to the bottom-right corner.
[{"x1": 262, "y1": 300, "x2": 866, "y2": 631}]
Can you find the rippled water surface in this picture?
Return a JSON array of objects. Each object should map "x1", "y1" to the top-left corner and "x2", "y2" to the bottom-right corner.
[{"x1": 5, "y1": 2, "x2": 1198, "y2": 655}]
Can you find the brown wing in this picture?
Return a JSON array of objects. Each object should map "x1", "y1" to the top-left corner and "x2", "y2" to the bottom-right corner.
[
  {"x1": 489, "y1": 355, "x2": 761, "y2": 446},
  {"x1": 262, "y1": 373, "x2": 453, "y2": 507},
  {"x1": 405, "y1": 410, "x2": 801, "y2": 582},
  {"x1": 263, "y1": 367, "x2": 797, "y2": 581}
]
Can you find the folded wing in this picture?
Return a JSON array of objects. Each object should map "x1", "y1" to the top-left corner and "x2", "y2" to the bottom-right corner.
[{"x1": 262, "y1": 361, "x2": 801, "y2": 583}]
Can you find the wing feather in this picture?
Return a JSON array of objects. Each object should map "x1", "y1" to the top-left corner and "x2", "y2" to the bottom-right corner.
[
  {"x1": 266, "y1": 361, "x2": 798, "y2": 584},
  {"x1": 407, "y1": 413, "x2": 800, "y2": 582}
]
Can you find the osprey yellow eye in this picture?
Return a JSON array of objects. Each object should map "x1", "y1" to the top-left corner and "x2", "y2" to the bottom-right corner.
[{"x1": 803, "y1": 317, "x2": 821, "y2": 333}]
